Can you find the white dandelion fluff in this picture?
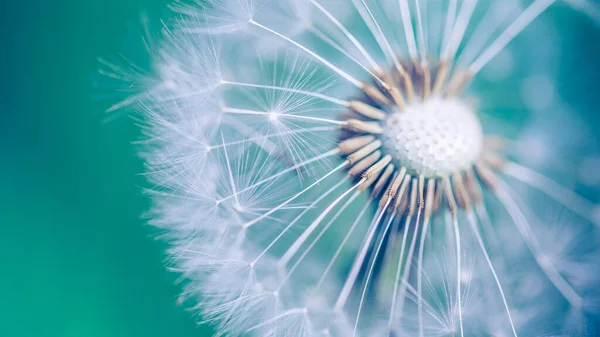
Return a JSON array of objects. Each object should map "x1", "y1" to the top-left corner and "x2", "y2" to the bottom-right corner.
[{"x1": 105, "y1": 0, "x2": 600, "y2": 336}]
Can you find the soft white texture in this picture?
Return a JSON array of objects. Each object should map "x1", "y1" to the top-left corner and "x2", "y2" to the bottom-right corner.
[{"x1": 382, "y1": 97, "x2": 483, "y2": 177}]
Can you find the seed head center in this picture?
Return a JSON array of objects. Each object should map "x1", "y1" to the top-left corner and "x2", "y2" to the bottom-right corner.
[{"x1": 382, "y1": 97, "x2": 483, "y2": 177}]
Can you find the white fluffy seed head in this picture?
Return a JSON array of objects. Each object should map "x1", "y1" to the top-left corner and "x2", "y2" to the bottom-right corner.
[
  {"x1": 102, "y1": 0, "x2": 600, "y2": 335},
  {"x1": 382, "y1": 97, "x2": 483, "y2": 177}
]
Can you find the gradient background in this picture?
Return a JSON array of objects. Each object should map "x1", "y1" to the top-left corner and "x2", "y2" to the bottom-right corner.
[{"x1": 0, "y1": 1, "x2": 599, "y2": 337}]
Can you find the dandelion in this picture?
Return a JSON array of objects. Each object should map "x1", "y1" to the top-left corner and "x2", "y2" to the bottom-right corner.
[{"x1": 105, "y1": 0, "x2": 600, "y2": 336}]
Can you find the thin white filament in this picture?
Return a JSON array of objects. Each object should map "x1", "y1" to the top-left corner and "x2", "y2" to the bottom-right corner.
[
  {"x1": 399, "y1": 0, "x2": 419, "y2": 61},
  {"x1": 245, "y1": 308, "x2": 306, "y2": 332},
  {"x1": 279, "y1": 191, "x2": 361, "y2": 288},
  {"x1": 279, "y1": 180, "x2": 364, "y2": 268},
  {"x1": 502, "y1": 162, "x2": 600, "y2": 227},
  {"x1": 393, "y1": 208, "x2": 423, "y2": 330},
  {"x1": 214, "y1": 278, "x2": 260, "y2": 335},
  {"x1": 223, "y1": 117, "x2": 281, "y2": 158},
  {"x1": 316, "y1": 197, "x2": 374, "y2": 289},
  {"x1": 218, "y1": 148, "x2": 338, "y2": 203},
  {"x1": 335, "y1": 198, "x2": 393, "y2": 312},
  {"x1": 208, "y1": 126, "x2": 336, "y2": 151},
  {"x1": 417, "y1": 210, "x2": 432, "y2": 337},
  {"x1": 353, "y1": 215, "x2": 396, "y2": 337},
  {"x1": 251, "y1": 179, "x2": 347, "y2": 265},
  {"x1": 387, "y1": 210, "x2": 416, "y2": 334},
  {"x1": 243, "y1": 162, "x2": 347, "y2": 228},
  {"x1": 466, "y1": 212, "x2": 519, "y2": 336},
  {"x1": 414, "y1": 0, "x2": 428, "y2": 66},
  {"x1": 403, "y1": 277, "x2": 450, "y2": 329},
  {"x1": 469, "y1": 0, "x2": 556, "y2": 74},
  {"x1": 221, "y1": 133, "x2": 240, "y2": 206},
  {"x1": 456, "y1": 1, "x2": 515, "y2": 68},
  {"x1": 221, "y1": 107, "x2": 345, "y2": 125},
  {"x1": 451, "y1": 214, "x2": 465, "y2": 337},
  {"x1": 250, "y1": 20, "x2": 364, "y2": 88},
  {"x1": 496, "y1": 183, "x2": 583, "y2": 308},
  {"x1": 440, "y1": 0, "x2": 458, "y2": 59},
  {"x1": 355, "y1": 0, "x2": 404, "y2": 71},
  {"x1": 474, "y1": 202, "x2": 500, "y2": 248},
  {"x1": 221, "y1": 80, "x2": 349, "y2": 106},
  {"x1": 309, "y1": 0, "x2": 383, "y2": 71},
  {"x1": 309, "y1": 26, "x2": 388, "y2": 86},
  {"x1": 443, "y1": 0, "x2": 478, "y2": 62}
]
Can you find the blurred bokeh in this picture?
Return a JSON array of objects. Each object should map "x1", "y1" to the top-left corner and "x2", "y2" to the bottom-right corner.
[
  {"x1": 0, "y1": 1, "x2": 598, "y2": 336},
  {"x1": 0, "y1": 0, "x2": 215, "y2": 336}
]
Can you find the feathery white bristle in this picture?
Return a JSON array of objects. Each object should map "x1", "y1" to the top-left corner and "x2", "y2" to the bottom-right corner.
[{"x1": 106, "y1": 0, "x2": 600, "y2": 336}]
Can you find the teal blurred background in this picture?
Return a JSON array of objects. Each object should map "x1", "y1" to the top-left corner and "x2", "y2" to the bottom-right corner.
[
  {"x1": 0, "y1": 1, "x2": 598, "y2": 337},
  {"x1": 0, "y1": 0, "x2": 215, "y2": 336}
]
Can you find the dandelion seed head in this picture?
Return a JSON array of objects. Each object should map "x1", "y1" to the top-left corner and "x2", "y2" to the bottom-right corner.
[
  {"x1": 382, "y1": 96, "x2": 483, "y2": 177},
  {"x1": 106, "y1": 0, "x2": 600, "y2": 335}
]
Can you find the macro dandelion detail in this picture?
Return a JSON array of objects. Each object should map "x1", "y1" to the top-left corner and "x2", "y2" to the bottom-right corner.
[{"x1": 105, "y1": 0, "x2": 600, "y2": 336}]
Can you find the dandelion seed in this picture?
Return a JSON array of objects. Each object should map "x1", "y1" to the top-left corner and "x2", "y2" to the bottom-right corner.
[{"x1": 107, "y1": 0, "x2": 600, "y2": 336}]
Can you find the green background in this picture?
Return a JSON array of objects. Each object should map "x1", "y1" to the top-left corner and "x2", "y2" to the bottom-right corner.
[
  {"x1": 0, "y1": 1, "x2": 598, "y2": 337},
  {"x1": 0, "y1": 0, "x2": 214, "y2": 336}
]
